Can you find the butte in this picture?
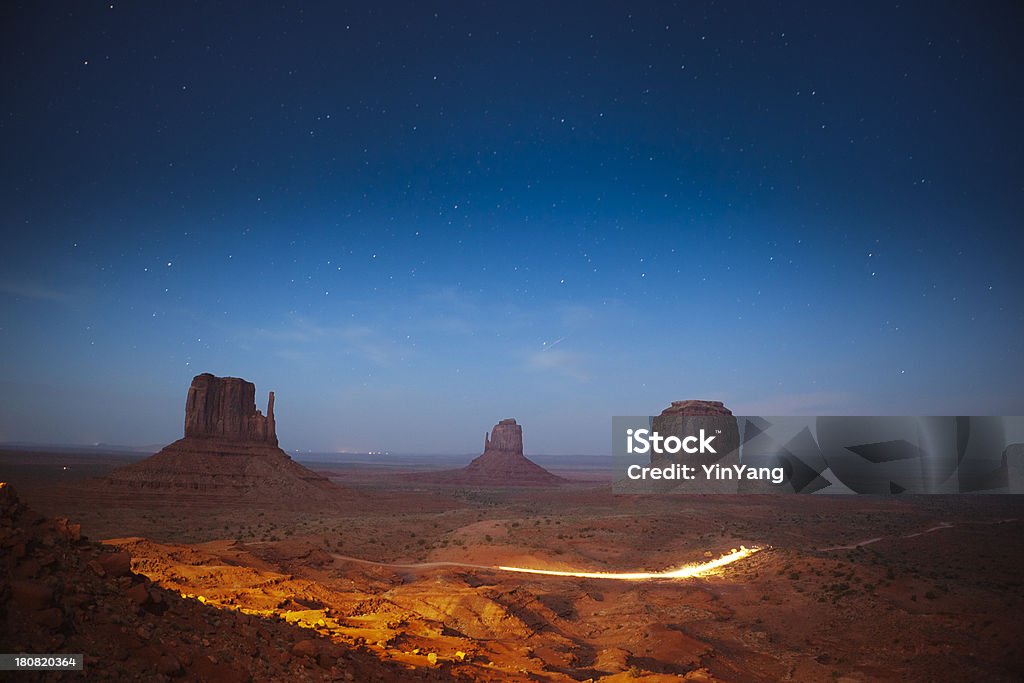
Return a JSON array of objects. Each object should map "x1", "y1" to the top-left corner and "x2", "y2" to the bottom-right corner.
[
  {"x1": 426, "y1": 418, "x2": 565, "y2": 487},
  {"x1": 101, "y1": 373, "x2": 339, "y2": 504}
]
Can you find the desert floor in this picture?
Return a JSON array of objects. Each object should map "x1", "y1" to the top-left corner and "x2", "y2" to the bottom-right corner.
[{"x1": 4, "y1": 449, "x2": 1023, "y2": 682}]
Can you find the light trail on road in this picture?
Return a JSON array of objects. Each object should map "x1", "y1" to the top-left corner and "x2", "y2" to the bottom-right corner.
[{"x1": 496, "y1": 546, "x2": 761, "y2": 580}]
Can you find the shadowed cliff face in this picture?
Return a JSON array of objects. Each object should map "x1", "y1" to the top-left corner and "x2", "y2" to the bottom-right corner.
[{"x1": 184, "y1": 373, "x2": 277, "y2": 445}]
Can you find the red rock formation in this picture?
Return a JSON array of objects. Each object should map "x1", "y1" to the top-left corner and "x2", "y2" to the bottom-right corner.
[
  {"x1": 651, "y1": 400, "x2": 739, "y2": 462},
  {"x1": 410, "y1": 419, "x2": 564, "y2": 487},
  {"x1": 455, "y1": 419, "x2": 564, "y2": 487},
  {"x1": 0, "y1": 483, "x2": 444, "y2": 681},
  {"x1": 184, "y1": 373, "x2": 277, "y2": 445},
  {"x1": 657, "y1": 400, "x2": 733, "y2": 417},
  {"x1": 483, "y1": 418, "x2": 523, "y2": 454},
  {"x1": 101, "y1": 374, "x2": 338, "y2": 504},
  {"x1": 650, "y1": 400, "x2": 741, "y2": 492}
]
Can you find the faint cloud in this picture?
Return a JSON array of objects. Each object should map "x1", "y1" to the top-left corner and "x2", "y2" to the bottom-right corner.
[
  {"x1": 247, "y1": 316, "x2": 405, "y2": 366},
  {"x1": 412, "y1": 287, "x2": 486, "y2": 336},
  {"x1": 422, "y1": 315, "x2": 478, "y2": 336},
  {"x1": 412, "y1": 286, "x2": 538, "y2": 336},
  {"x1": 273, "y1": 348, "x2": 323, "y2": 365},
  {"x1": 557, "y1": 303, "x2": 599, "y2": 329},
  {"x1": 526, "y1": 347, "x2": 590, "y2": 382},
  {"x1": 0, "y1": 282, "x2": 71, "y2": 302},
  {"x1": 733, "y1": 392, "x2": 859, "y2": 415},
  {"x1": 338, "y1": 325, "x2": 394, "y2": 365}
]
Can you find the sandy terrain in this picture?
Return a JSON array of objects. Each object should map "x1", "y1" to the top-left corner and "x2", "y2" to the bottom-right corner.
[{"x1": 3, "y1": 448, "x2": 1023, "y2": 681}]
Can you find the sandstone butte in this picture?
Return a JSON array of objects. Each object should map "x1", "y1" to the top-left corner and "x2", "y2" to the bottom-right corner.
[
  {"x1": 102, "y1": 373, "x2": 338, "y2": 502},
  {"x1": 657, "y1": 400, "x2": 734, "y2": 417},
  {"x1": 649, "y1": 399, "x2": 741, "y2": 465},
  {"x1": 443, "y1": 418, "x2": 565, "y2": 487}
]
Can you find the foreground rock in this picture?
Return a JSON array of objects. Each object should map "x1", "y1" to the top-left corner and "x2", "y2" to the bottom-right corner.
[
  {"x1": 0, "y1": 482, "x2": 449, "y2": 682},
  {"x1": 101, "y1": 373, "x2": 339, "y2": 504}
]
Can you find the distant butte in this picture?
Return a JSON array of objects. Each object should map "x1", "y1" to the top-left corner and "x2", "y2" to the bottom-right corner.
[
  {"x1": 658, "y1": 400, "x2": 733, "y2": 417},
  {"x1": 452, "y1": 418, "x2": 565, "y2": 487},
  {"x1": 101, "y1": 374, "x2": 339, "y2": 503},
  {"x1": 648, "y1": 399, "x2": 742, "y2": 493},
  {"x1": 651, "y1": 400, "x2": 740, "y2": 460}
]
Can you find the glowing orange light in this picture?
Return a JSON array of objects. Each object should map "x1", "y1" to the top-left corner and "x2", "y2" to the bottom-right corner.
[{"x1": 497, "y1": 546, "x2": 761, "y2": 580}]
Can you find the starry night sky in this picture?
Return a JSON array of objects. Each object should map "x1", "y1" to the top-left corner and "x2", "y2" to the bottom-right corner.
[{"x1": 1, "y1": 2, "x2": 1022, "y2": 454}]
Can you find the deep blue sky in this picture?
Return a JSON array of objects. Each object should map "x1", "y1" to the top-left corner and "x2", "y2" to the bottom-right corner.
[{"x1": 1, "y1": 2, "x2": 1021, "y2": 454}]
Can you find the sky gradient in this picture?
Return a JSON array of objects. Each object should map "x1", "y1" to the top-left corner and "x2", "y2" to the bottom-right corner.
[{"x1": 2, "y1": 2, "x2": 1022, "y2": 454}]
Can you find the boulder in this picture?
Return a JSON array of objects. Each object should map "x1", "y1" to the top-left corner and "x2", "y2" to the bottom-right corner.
[
  {"x1": 97, "y1": 551, "x2": 133, "y2": 578},
  {"x1": 125, "y1": 581, "x2": 151, "y2": 606},
  {"x1": 291, "y1": 639, "x2": 319, "y2": 659}
]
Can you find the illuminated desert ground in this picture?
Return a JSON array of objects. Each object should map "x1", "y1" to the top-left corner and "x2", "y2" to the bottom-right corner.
[{"x1": 4, "y1": 449, "x2": 1024, "y2": 682}]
